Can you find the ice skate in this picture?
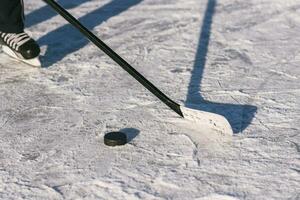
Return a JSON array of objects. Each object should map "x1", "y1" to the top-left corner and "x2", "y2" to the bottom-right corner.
[{"x1": 0, "y1": 31, "x2": 41, "y2": 67}]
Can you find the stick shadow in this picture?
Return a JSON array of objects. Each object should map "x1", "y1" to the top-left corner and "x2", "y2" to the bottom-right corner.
[
  {"x1": 185, "y1": 0, "x2": 257, "y2": 133},
  {"x1": 26, "y1": 0, "x2": 143, "y2": 67},
  {"x1": 25, "y1": 0, "x2": 91, "y2": 27}
]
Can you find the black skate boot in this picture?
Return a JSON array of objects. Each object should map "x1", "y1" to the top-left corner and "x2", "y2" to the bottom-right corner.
[{"x1": 0, "y1": 31, "x2": 41, "y2": 67}]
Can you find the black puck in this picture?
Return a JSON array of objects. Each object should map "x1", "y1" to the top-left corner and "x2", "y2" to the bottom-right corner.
[{"x1": 104, "y1": 131, "x2": 127, "y2": 146}]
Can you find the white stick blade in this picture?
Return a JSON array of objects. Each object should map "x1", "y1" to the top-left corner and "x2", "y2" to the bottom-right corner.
[{"x1": 181, "y1": 106, "x2": 233, "y2": 136}]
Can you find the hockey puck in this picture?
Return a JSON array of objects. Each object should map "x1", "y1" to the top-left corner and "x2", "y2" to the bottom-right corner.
[{"x1": 104, "y1": 131, "x2": 127, "y2": 146}]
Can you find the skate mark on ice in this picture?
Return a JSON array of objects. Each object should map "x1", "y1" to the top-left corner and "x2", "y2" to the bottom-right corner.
[
  {"x1": 186, "y1": 0, "x2": 257, "y2": 133},
  {"x1": 196, "y1": 194, "x2": 239, "y2": 200},
  {"x1": 34, "y1": 0, "x2": 143, "y2": 67}
]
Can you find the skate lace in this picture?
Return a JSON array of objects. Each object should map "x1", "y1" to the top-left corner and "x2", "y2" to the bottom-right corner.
[{"x1": 0, "y1": 32, "x2": 31, "y2": 51}]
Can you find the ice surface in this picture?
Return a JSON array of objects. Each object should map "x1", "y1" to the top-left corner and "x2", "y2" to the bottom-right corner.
[{"x1": 0, "y1": 0, "x2": 299, "y2": 199}]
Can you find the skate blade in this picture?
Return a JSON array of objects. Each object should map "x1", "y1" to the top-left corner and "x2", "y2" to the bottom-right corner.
[{"x1": 2, "y1": 45, "x2": 41, "y2": 67}]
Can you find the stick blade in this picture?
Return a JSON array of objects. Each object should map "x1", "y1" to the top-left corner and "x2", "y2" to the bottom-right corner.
[{"x1": 180, "y1": 106, "x2": 233, "y2": 136}]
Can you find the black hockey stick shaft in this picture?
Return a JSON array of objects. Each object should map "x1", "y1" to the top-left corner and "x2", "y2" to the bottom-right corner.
[{"x1": 43, "y1": 0, "x2": 183, "y2": 117}]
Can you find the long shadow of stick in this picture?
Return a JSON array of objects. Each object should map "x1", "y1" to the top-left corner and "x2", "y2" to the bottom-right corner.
[
  {"x1": 26, "y1": 0, "x2": 91, "y2": 27},
  {"x1": 33, "y1": 0, "x2": 142, "y2": 67},
  {"x1": 185, "y1": 0, "x2": 257, "y2": 133}
]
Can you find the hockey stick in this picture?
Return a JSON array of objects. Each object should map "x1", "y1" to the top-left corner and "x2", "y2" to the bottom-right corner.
[
  {"x1": 43, "y1": 0, "x2": 183, "y2": 117},
  {"x1": 43, "y1": 0, "x2": 233, "y2": 135}
]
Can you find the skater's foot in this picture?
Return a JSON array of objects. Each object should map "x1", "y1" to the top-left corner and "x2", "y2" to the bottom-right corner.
[{"x1": 0, "y1": 31, "x2": 41, "y2": 67}]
